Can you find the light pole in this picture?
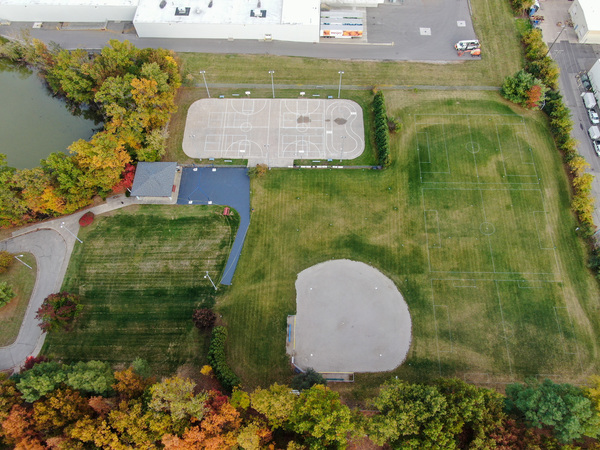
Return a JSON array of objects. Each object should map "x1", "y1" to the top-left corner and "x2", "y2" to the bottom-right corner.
[
  {"x1": 546, "y1": 25, "x2": 566, "y2": 57},
  {"x1": 337, "y1": 71, "x2": 344, "y2": 99},
  {"x1": 199, "y1": 70, "x2": 210, "y2": 98},
  {"x1": 268, "y1": 70, "x2": 275, "y2": 98},
  {"x1": 60, "y1": 222, "x2": 83, "y2": 243},
  {"x1": 204, "y1": 271, "x2": 217, "y2": 291},
  {"x1": 14, "y1": 254, "x2": 32, "y2": 269}
]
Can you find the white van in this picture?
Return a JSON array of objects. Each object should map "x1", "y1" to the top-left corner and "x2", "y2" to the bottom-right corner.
[
  {"x1": 582, "y1": 92, "x2": 597, "y2": 109},
  {"x1": 589, "y1": 125, "x2": 600, "y2": 140},
  {"x1": 455, "y1": 40, "x2": 480, "y2": 51}
]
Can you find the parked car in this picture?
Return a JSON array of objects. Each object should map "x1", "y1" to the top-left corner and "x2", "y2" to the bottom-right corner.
[
  {"x1": 581, "y1": 73, "x2": 592, "y2": 91},
  {"x1": 589, "y1": 109, "x2": 600, "y2": 124},
  {"x1": 594, "y1": 140, "x2": 600, "y2": 157}
]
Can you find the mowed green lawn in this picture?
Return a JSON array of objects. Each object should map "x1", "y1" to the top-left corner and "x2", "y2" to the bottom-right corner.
[
  {"x1": 218, "y1": 91, "x2": 600, "y2": 390},
  {"x1": 42, "y1": 205, "x2": 238, "y2": 375},
  {"x1": 0, "y1": 253, "x2": 37, "y2": 346}
]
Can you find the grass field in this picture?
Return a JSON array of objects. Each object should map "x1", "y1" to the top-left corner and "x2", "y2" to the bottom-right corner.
[
  {"x1": 0, "y1": 253, "x2": 36, "y2": 346},
  {"x1": 42, "y1": 205, "x2": 239, "y2": 375},
  {"x1": 216, "y1": 91, "x2": 600, "y2": 393},
  {"x1": 176, "y1": 0, "x2": 522, "y2": 89}
]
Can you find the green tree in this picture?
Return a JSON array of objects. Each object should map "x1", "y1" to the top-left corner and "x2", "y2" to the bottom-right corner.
[
  {"x1": 0, "y1": 155, "x2": 28, "y2": 228},
  {"x1": 501, "y1": 70, "x2": 547, "y2": 109},
  {"x1": 66, "y1": 361, "x2": 114, "y2": 396},
  {"x1": 433, "y1": 378, "x2": 505, "y2": 448},
  {"x1": 369, "y1": 379, "x2": 452, "y2": 448},
  {"x1": 45, "y1": 49, "x2": 95, "y2": 104},
  {"x1": 149, "y1": 376, "x2": 208, "y2": 424},
  {"x1": 0, "y1": 250, "x2": 13, "y2": 273},
  {"x1": 16, "y1": 361, "x2": 68, "y2": 402},
  {"x1": 250, "y1": 383, "x2": 297, "y2": 430},
  {"x1": 288, "y1": 384, "x2": 357, "y2": 449},
  {"x1": 291, "y1": 368, "x2": 327, "y2": 391},
  {"x1": 505, "y1": 378, "x2": 600, "y2": 443},
  {"x1": 0, "y1": 282, "x2": 15, "y2": 308}
]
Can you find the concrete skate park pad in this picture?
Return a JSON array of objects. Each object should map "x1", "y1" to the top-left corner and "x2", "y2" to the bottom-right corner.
[
  {"x1": 287, "y1": 260, "x2": 411, "y2": 373},
  {"x1": 182, "y1": 99, "x2": 365, "y2": 167}
]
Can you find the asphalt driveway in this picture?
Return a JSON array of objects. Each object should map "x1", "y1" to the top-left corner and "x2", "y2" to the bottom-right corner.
[{"x1": 177, "y1": 167, "x2": 250, "y2": 285}]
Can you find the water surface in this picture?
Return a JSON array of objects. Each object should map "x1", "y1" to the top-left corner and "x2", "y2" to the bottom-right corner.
[{"x1": 0, "y1": 60, "x2": 97, "y2": 169}]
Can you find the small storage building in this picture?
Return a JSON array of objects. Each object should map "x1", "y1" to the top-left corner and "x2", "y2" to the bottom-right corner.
[{"x1": 130, "y1": 162, "x2": 178, "y2": 202}]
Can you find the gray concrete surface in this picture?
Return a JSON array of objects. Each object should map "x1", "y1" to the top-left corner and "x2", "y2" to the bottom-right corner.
[
  {"x1": 0, "y1": 0, "x2": 477, "y2": 62},
  {"x1": 182, "y1": 99, "x2": 365, "y2": 167},
  {"x1": 288, "y1": 259, "x2": 411, "y2": 373},
  {"x1": 366, "y1": 0, "x2": 478, "y2": 61}
]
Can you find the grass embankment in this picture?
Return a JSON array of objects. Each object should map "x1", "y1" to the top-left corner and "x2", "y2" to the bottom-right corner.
[
  {"x1": 42, "y1": 205, "x2": 239, "y2": 375},
  {"x1": 176, "y1": 0, "x2": 521, "y2": 88},
  {"x1": 218, "y1": 91, "x2": 600, "y2": 394},
  {"x1": 0, "y1": 253, "x2": 36, "y2": 346}
]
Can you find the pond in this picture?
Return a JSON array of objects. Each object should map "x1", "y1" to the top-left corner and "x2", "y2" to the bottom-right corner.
[{"x1": 0, "y1": 59, "x2": 98, "y2": 169}]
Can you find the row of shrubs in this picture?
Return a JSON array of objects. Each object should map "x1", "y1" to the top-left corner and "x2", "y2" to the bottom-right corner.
[
  {"x1": 207, "y1": 326, "x2": 241, "y2": 393},
  {"x1": 517, "y1": 25, "x2": 600, "y2": 276},
  {"x1": 373, "y1": 91, "x2": 391, "y2": 167}
]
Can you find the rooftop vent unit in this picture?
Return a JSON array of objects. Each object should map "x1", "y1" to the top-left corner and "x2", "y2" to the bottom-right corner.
[
  {"x1": 250, "y1": 9, "x2": 267, "y2": 18},
  {"x1": 175, "y1": 6, "x2": 191, "y2": 15}
]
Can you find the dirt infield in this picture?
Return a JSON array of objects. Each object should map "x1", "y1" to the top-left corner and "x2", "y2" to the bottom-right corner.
[
  {"x1": 182, "y1": 98, "x2": 365, "y2": 167},
  {"x1": 287, "y1": 260, "x2": 411, "y2": 373}
]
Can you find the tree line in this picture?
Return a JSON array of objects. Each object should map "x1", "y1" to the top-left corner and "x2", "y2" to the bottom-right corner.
[
  {"x1": 1, "y1": 357, "x2": 599, "y2": 448},
  {"x1": 0, "y1": 37, "x2": 181, "y2": 228}
]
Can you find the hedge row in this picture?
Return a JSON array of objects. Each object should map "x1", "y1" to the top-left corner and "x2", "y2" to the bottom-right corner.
[
  {"x1": 515, "y1": 14, "x2": 599, "y2": 275},
  {"x1": 207, "y1": 326, "x2": 241, "y2": 393},
  {"x1": 373, "y1": 91, "x2": 391, "y2": 167}
]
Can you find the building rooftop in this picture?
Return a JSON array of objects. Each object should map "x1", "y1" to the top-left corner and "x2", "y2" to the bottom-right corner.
[
  {"x1": 134, "y1": 0, "x2": 286, "y2": 25},
  {"x1": 579, "y1": 0, "x2": 600, "y2": 32},
  {"x1": 0, "y1": 0, "x2": 136, "y2": 6},
  {"x1": 131, "y1": 162, "x2": 177, "y2": 197}
]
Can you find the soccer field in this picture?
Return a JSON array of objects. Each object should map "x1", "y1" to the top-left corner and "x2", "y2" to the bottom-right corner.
[{"x1": 219, "y1": 91, "x2": 600, "y2": 389}]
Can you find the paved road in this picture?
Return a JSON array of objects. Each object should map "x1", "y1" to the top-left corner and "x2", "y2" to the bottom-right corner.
[
  {"x1": 0, "y1": 194, "x2": 139, "y2": 373},
  {"x1": 0, "y1": 0, "x2": 476, "y2": 62},
  {"x1": 0, "y1": 229, "x2": 69, "y2": 372},
  {"x1": 550, "y1": 41, "x2": 600, "y2": 227}
]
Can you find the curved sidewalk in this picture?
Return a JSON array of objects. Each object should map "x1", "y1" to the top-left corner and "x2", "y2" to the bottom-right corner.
[{"x1": 0, "y1": 194, "x2": 138, "y2": 373}]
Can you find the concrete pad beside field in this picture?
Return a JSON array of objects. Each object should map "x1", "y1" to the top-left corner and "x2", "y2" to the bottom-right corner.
[
  {"x1": 288, "y1": 260, "x2": 411, "y2": 373},
  {"x1": 182, "y1": 99, "x2": 365, "y2": 167}
]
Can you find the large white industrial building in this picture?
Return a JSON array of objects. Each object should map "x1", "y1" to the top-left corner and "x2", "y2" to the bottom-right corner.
[
  {"x1": 569, "y1": 0, "x2": 600, "y2": 45},
  {"x1": 0, "y1": 0, "x2": 384, "y2": 43}
]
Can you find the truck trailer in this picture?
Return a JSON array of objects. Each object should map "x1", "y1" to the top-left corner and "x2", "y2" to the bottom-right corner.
[{"x1": 588, "y1": 59, "x2": 600, "y2": 105}]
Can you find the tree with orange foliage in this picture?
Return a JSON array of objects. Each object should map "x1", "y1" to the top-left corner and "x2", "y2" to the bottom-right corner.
[
  {"x1": 1, "y1": 405, "x2": 44, "y2": 449},
  {"x1": 33, "y1": 388, "x2": 92, "y2": 434},
  {"x1": 112, "y1": 367, "x2": 153, "y2": 400},
  {"x1": 525, "y1": 84, "x2": 543, "y2": 109}
]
